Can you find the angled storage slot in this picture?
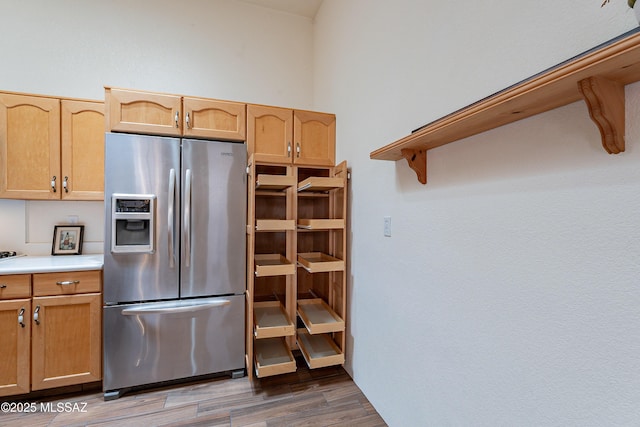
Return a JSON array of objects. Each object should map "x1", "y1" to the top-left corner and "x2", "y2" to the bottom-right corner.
[
  {"x1": 297, "y1": 252, "x2": 344, "y2": 273},
  {"x1": 297, "y1": 177, "x2": 344, "y2": 192},
  {"x1": 297, "y1": 219, "x2": 345, "y2": 230},
  {"x1": 254, "y1": 301, "x2": 295, "y2": 339},
  {"x1": 255, "y1": 254, "x2": 296, "y2": 277},
  {"x1": 254, "y1": 337, "x2": 297, "y2": 378},
  {"x1": 256, "y1": 174, "x2": 296, "y2": 191},
  {"x1": 297, "y1": 298, "x2": 345, "y2": 334},
  {"x1": 297, "y1": 329, "x2": 344, "y2": 369},
  {"x1": 256, "y1": 219, "x2": 296, "y2": 231}
]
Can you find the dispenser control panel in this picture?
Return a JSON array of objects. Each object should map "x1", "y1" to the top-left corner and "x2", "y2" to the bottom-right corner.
[{"x1": 111, "y1": 194, "x2": 156, "y2": 253}]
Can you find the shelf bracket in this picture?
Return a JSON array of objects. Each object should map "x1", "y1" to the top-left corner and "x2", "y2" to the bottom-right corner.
[
  {"x1": 578, "y1": 76, "x2": 625, "y2": 155},
  {"x1": 401, "y1": 148, "x2": 427, "y2": 184}
]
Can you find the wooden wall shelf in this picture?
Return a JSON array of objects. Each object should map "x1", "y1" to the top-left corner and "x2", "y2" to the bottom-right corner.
[{"x1": 370, "y1": 28, "x2": 640, "y2": 184}]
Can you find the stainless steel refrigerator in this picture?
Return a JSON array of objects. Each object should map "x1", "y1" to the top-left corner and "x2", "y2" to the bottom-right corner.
[{"x1": 102, "y1": 132, "x2": 246, "y2": 400}]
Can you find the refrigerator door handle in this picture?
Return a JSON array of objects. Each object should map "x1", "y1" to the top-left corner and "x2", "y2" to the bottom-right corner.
[
  {"x1": 121, "y1": 299, "x2": 231, "y2": 316},
  {"x1": 168, "y1": 168, "x2": 176, "y2": 268},
  {"x1": 184, "y1": 168, "x2": 192, "y2": 267}
]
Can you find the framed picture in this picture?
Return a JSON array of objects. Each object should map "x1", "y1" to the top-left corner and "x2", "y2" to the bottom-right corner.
[{"x1": 52, "y1": 225, "x2": 84, "y2": 255}]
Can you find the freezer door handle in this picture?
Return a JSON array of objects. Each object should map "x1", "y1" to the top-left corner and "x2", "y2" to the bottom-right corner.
[
  {"x1": 184, "y1": 168, "x2": 192, "y2": 268},
  {"x1": 121, "y1": 299, "x2": 231, "y2": 315},
  {"x1": 168, "y1": 168, "x2": 176, "y2": 268}
]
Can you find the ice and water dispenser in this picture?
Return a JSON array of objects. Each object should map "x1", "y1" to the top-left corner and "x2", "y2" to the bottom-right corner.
[{"x1": 111, "y1": 194, "x2": 156, "y2": 253}]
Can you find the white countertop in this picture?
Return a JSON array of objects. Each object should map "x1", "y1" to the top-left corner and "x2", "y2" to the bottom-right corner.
[{"x1": 0, "y1": 254, "x2": 104, "y2": 275}]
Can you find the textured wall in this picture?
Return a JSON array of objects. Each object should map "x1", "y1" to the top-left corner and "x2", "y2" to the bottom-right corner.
[
  {"x1": 313, "y1": 1, "x2": 640, "y2": 425},
  {"x1": 0, "y1": 0, "x2": 315, "y2": 254}
]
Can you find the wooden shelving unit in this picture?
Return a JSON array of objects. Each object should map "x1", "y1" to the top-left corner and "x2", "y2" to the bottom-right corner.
[
  {"x1": 254, "y1": 254, "x2": 295, "y2": 277},
  {"x1": 297, "y1": 219, "x2": 345, "y2": 229},
  {"x1": 246, "y1": 157, "x2": 348, "y2": 379},
  {"x1": 297, "y1": 298, "x2": 345, "y2": 334},
  {"x1": 254, "y1": 301, "x2": 295, "y2": 339},
  {"x1": 253, "y1": 338, "x2": 297, "y2": 378},
  {"x1": 255, "y1": 219, "x2": 296, "y2": 231},
  {"x1": 297, "y1": 329, "x2": 345, "y2": 369},
  {"x1": 297, "y1": 253, "x2": 345, "y2": 273},
  {"x1": 370, "y1": 28, "x2": 640, "y2": 184}
]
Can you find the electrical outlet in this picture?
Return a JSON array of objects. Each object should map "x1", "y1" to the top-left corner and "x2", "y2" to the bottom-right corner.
[{"x1": 384, "y1": 216, "x2": 391, "y2": 237}]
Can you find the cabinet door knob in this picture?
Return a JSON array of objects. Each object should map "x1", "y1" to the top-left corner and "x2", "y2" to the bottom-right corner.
[
  {"x1": 63, "y1": 176, "x2": 69, "y2": 193},
  {"x1": 287, "y1": 142, "x2": 292, "y2": 157},
  {"x1": 18, "y1": 308, "x2": 25, "y2": 328},
  {"x1": 296, "y1": 142, "x2": 301, "y2": 158},
  {"x1": 51, "y1": 176, "x2": 57, "y2": 192},
  {"x1": 34, "y1": 305, "x2": 40, "y2": 325},
  {"x1": 174, "y1": 111, "x2": 180, "y2": 128},
  {"x1": 185, "y1": 112, "x2": 191, "y2": 129}
]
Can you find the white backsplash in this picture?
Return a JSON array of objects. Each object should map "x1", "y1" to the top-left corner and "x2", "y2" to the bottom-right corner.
[{"x1": 0, "y1": 199, "x2": 104, "y2": 256}]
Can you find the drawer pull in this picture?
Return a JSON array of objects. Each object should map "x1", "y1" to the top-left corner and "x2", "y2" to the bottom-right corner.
[
  {"x1": 18, "y1": 308, "x2": 25, "y2": 328},
  {"x1": 34, "y1": 306, "x2": 40, "y2": 325},
  {"x1": 56, "y1": 280, "x2": 80, "y2": 286},
  {"x1": 0, "y1": 284, "x2": 6, "y2": 289}
]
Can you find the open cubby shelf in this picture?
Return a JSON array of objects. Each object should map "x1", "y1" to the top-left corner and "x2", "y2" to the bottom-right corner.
[{"x1": 247, "y1": 157, "x2": 348, "y2": 378}]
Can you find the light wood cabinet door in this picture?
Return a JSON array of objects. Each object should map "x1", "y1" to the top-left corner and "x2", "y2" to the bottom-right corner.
[
  {"x1": 293, "y1": 110, "x2": 335, "y2": 166},
  {"x1": 247, "y1": 105, "x2": 293, "y2": 164},
  {"x1": 0, "y1": 299, "x2": 31, "y2": 397},
  {"x1": 0, "y1": 93, "x2": 60, "y2": 199},
  {"x1": 106, "y1": 88, "x2": 182, "y2": 136},
  {"x1": 31, "y1": 293, "x2": 101, "y2": 390},
  {"x1": 183, "y1": 97, "x2": 246, "y2": 141},
  {"x1": 61, "y1": 100, "x2": 105, "y2": 200}
]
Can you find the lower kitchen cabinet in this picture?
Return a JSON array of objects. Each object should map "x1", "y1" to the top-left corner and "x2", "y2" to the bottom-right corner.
[
  {"x1": 0, "y1": 270, "x2": 102, "y2": 397},
  {"x1": 31, "y1": 292, "x2": 102, "y2": 390},
  {"x1": 0, "y1": 298, "x2": 31, "y2": 396}
]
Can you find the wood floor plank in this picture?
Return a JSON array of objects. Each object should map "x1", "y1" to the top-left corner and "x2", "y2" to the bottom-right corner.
[
  {"x1": 265, "y1": 399, "x2": 368, "y2": 426},
  {"x1": 3, "y1": 364, "x2": 387, "y2": 426},
  {"x1": 230, "y1": 393, "x2": 329, "y2": 426},
  {"x1": 161, "y1": 411, "x2": 232, "y2": 427},
  {"x1": 47, "y1": 396, "x2": 168, "y2": 427},
  {"x1": 87, "y1": 403, "x2": 198, "y2": 427}
]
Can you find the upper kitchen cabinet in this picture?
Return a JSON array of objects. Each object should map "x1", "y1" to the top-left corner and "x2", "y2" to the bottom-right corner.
[
  {"x1": 182, "y1": 97, "x2": 246, "y2": 141},
  {"x1": 106, "y1": 88, "x2": 246, "y2": 141},
  {"x1": 247, "y1": 105, "x2": 335, "y2": 167},
  {"x1": 61, "y1": 100, "x2": 104, "y2": 200},
  {"x1": 0, "y1": 93, "x2": 60, "y2": 200},
  {"x1": 293, "y1": 110, "x2": 335, "y2": 167},
  {"x1": 0, "y1": 92, "x2": 104, "y2": 200},
  {"x1": 106, "y1": 88, "x2": 182, "y2": 136}
]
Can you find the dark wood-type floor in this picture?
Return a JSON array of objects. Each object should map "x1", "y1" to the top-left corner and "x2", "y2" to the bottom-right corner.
[{"x1": 2, "y1": 358, "x2": 387, "y2": 426}]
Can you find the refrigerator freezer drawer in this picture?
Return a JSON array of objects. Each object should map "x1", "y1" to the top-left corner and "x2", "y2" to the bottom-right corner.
[{"x1": 103, "y1": 295, "x2": 245, "y2": 393}]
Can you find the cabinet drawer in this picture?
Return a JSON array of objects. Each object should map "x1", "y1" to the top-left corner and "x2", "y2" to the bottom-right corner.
[
  {"x1": 33, "y1": 270, "x2": 102, "y2": 296},
  {"x1": 0, "y1": 275, "x2": 31, "y2": 299}
]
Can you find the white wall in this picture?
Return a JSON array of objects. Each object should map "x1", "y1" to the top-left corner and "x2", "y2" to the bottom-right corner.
[
  {"x1": 0, "y1": 0, "x2": 315, "y2": 254},
  {"x1": 313, "y1": 1, "x2": 640, "y2": 425}
]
